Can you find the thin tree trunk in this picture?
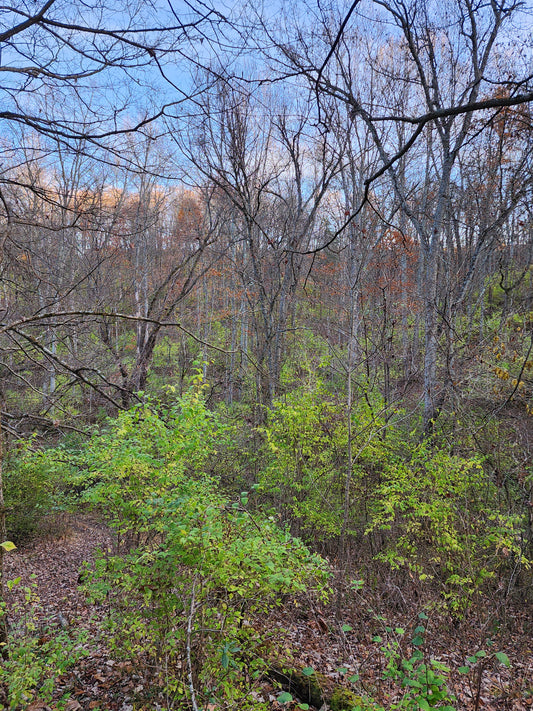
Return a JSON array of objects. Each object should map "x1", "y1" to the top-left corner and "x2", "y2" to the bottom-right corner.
[
  {"x1": 0, "y1": 405, "x2": 9, "y2": 658},
  {"x1": 422, "y1": 244, "x2": 439, "y2": 436}
]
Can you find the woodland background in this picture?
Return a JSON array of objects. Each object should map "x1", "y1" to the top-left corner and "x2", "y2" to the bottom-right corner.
[{"x1": 0, "y1": 0, "x2": 533, "y2": 709}]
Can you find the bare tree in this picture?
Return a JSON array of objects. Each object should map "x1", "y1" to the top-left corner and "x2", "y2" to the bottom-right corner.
[
  {"x1": 0, "y1": 0, "x2": 238, "y2": 422},
  {"x1": 259, "y1": 0, "x2": 533, "y2": 433},
  {"x1": 178, "y1": 75, "x2": 344, "y2": 411}
]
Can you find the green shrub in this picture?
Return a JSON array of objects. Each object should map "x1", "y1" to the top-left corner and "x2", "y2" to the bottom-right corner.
[
  {"x1": 260, "y1": 381, "x2": 345, "y2": 539},
  {"x1": 70, "y1": 378, "x2": 330, "y2": 708},
  {"x1": 260, "y1": 380, "x2": 401, "y2": 543},
  {"x1": 367, "y1": 444, "x2": 531, "y2": 612},
  {"x1": 4, "y1": 441, "x2": 71, "y2": 543}
]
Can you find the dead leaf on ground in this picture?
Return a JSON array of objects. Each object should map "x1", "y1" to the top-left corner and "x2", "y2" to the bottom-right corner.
[{"x1": 64, "y1": 701, "x2": 83, "y2": 711}]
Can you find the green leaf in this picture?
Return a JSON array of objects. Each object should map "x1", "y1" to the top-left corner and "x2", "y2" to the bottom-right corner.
[
  {"x1": 418, "y1": 612, "x2": 429, "y2": 620},
  {"x1": 395, "y1": 627, "x2": 405, "y2": 635},
  {"x1": 412, "y1": 635, "x2": 424, "y2": 646},
  {"x1": 0, "y1": 541, "x2": 16, "y2": 552},
  {"x1": 495, "y1": 652, "x2": 510, "y2": 667},
  {"x1": 302, "y1": 667, "x2": 314, "y2": 677},
  {"x1": 341, "y1": 624, "x2": 353, "y2": 632},
  {"x1": 348, "y1": 674, "x2": 360, "y2": 683},
  {"x1": 475, "y1": 650, "x2": 487, "y2": 658},
  {"x1": 277, "y1": 692, "x2": 293, "y2": 704},
  {"x1": 418, "y1": 698, "x2": 430, "y2": 711},
  {"x1": 337, "y1": 667, "x2": 348, "y2": 674},
  {"x1": 298, "y1": 705, "x2": 310, "y2": 710},
  {"x1": 6, "y1": 576, "x2": 21, "y2": 591},
  {"x1": 458, "y1": 666, "x2": 470, "y2": 674},
  {"x1": 414, "y1": 625, "x2": 425, "y2": 634}
]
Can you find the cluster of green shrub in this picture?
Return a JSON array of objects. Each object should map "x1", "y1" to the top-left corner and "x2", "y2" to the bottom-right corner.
[
  {"x1": 259, "y1": 376, "x2": 531, "y2": 614},
  {"x1": 2, "y1": 368, "x2": 531, "y2": 708},
  {"x1": 2, "y1": 373, "x2": 330, "y2": 709}
]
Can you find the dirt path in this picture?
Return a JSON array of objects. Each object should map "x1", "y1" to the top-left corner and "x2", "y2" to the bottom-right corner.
[
  {"x1": 2, "y1": 516, "x2": 134, "y2": 711},
  {"x1": 5, "y1": 515, "x2": 113, "y2": 630}
]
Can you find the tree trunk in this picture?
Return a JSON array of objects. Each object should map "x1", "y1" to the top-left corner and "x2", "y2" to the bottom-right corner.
[
  {"x1": 422, "y1": 243, "x2": 440, "y2": 436},
  {"x1": 0, "y1": 406, "x2": 9, "y2": 658}
]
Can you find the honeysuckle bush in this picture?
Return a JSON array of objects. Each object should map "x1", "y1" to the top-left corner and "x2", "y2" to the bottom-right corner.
[
  {"x1": 68, "y1": 376, "x2": 330, "y2": 708},
  {"x1": 259, "y1": 382, "x2": 345, "y2": 539},
  {"x1": 367, "y1": 443, "x2": 531, "y2": 613},
  {"x1": 258, "y1": 378, "x2": 531, "y2": 614},
  {"x1": 66, "y1": 373, "x2": 231, "y2": 546},
  {"x1": 3, "y1": 438, "x2": 77, "y2": 543},
  {"x1": 259, "y1": 379, "x2": 402, "y2": 543}
]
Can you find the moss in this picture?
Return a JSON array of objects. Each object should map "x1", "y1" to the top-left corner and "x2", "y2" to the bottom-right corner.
[
  {"x1": 330, "y1": 687, "x2": 359, "y2": 711},
  {"x1": 329, "y1": 688, "x2": 384, "y2": 711},
  {"x1": 269, "y1": 663, "x2": 384, "y2": 711}
]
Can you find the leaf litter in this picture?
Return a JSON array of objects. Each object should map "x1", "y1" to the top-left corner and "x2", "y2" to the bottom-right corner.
[{"x1": 2, "y1": 515, "x2": 532, "y2": 710}]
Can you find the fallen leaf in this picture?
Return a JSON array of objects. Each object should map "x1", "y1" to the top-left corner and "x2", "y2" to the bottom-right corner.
[{"x1": 64, "y1": 701, "x2": 83, "y2": 711}]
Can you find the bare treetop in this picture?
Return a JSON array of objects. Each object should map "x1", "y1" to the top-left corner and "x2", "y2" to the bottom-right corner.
[{"x1": 0, "y1": 0, "x2": 230, "y2": 143}]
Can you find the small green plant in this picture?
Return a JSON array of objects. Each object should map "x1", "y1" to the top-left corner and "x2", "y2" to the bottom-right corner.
[
  {"x1": 0, "y1": 577, "x2": 89, "y2": 709},
  {"x1": 457, "y1": 644, "x2": 510, "y2": 711},
  {"x1": 371, "y1": 613, "x2": 456, "y2": 710}
]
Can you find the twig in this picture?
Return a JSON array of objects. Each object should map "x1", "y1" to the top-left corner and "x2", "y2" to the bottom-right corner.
[{"x1": 186, "y1": 580, "x2": 199, "y2": 711}]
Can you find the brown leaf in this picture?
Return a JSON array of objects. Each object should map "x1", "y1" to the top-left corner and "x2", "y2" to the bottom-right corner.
[
  {"x1": 64, "y1": 701, "x2": 83, "y2": 711},
  {"x1": 317, "y1": 615, "x2": 329, "y2": 633}
]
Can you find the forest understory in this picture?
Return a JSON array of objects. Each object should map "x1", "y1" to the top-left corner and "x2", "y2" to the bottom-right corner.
[{"x1": 2, "y1": 509, "x2": 532, "y2": 711}]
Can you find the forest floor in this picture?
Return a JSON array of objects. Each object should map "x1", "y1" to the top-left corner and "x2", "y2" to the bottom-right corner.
[{"x1": 2, "y1": 515, "x2": 533, "y2": 711}]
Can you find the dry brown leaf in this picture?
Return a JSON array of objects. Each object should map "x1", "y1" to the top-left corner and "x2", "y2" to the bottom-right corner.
[{"x1": 64, "y1": 700, "x2": 83, "y2": 711}]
